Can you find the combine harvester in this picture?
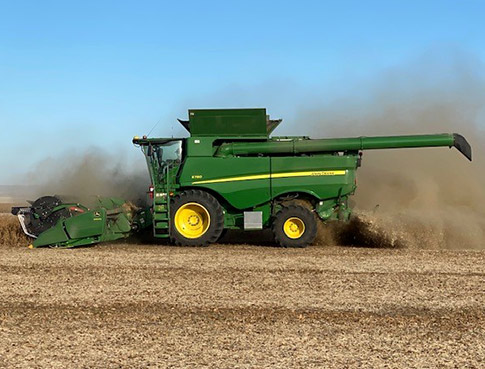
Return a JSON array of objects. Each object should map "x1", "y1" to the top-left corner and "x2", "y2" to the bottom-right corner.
[{"x1": 14, "y1": 108, "x2": 472, "y2": 248}]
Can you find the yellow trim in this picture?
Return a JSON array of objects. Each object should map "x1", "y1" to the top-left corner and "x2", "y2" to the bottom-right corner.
[
  {"x1": 193, "y1": 173, "x2": 269, "y2": 184},
  {"x1": 272, "y1": 170, "x2": 346, "y2": 179},
  {"x1": 192, "y1": 170, "x2": 346, "y2": 185}
]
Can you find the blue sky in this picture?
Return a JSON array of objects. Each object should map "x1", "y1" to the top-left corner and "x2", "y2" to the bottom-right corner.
[{"x1": 1, "y1": 0, "x2": 484, "y2": 184}]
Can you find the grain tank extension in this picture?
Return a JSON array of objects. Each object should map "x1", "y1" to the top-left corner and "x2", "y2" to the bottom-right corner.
[{"x1": 133, "y1": 108, "x2": 471, "y2": 247}]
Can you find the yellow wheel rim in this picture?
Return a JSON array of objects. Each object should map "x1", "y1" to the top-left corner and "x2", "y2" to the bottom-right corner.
[
  {"x1": 283, "y1": 217, "x2": 306, "y2": 239},
  {"x1": 174, "y1": 202, "x2": 211, "y2": 239}
]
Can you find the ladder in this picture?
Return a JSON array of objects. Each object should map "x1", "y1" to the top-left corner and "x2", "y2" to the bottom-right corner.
[{"x1": 152, "y1": 165, "x2": 171, "y2": 238}]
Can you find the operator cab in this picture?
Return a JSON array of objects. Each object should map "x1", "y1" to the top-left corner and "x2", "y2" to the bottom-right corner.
[
  {"x1": 133, "y1": 139, "x2": 185, "y2": 199},
  {"x1": 149, "y1": 140, "x2": 183, "y2": 169}
]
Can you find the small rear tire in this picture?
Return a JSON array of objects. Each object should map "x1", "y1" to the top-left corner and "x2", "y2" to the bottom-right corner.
[
  {"x1": 170, "y1": 190, "x2": 224, "y2": 246},
  {"x1": 272, "y1": 205, "x2": 317, "y2": 248}
]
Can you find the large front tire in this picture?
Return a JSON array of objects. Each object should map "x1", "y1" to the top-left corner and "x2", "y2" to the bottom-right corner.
[
  {"x1": 170, "y1": 190, "x2": 224, "y2": 246},
  {"x1": 272, "y1": 205, "x2": 317, "y2": 248}
]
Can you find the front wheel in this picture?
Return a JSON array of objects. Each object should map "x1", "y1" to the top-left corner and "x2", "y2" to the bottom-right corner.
[
  {"x1": 272, "y1": 205, "x2": 317, "y2": 248},
  {"x1": 170, "y1": 190, "x2": 224, "y2": 246}
]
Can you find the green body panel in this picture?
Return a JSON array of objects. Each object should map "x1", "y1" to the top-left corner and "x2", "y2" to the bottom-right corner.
[
  {"x1": 179, "y1": 157, "x2": 271, "y2": 209},
  {"x1": 185, "y1": 137, "x2": 216, "y2": 156},
  {"x1": 178, "y1": 155, "x2": 357, "y2": 210},
  {"x1": 187, "y1": 108, "x2": 269, "y2": 137},
  {"x1": 189, "y1": 178, "x2": 271, "y2": 210},
  {"x1": 270, "y1": 155, "x2": 357, "y2": 201},
  {"x1": 221, "y1": 203, "x2": 272, "y2": 229},
  {"x1": 64, "y1": 210, "x2": 105, "y2": 239},
  {"x1": 35, "y1": 223, "x2": 70, "y2": 246}
]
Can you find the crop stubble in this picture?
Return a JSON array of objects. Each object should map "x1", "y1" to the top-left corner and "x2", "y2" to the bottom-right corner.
[{"x1": 0, "y1": 236, "x2": 484, "y2": 368}]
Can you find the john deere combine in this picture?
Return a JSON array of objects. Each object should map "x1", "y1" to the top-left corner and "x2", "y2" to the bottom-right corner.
[{"x1": 15, "y1": 108, "x2": 472, "y2": 248}]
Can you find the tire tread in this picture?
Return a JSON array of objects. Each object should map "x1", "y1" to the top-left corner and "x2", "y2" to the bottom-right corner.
[
  {"x1": 170, "y1": 190, "x2": 224, "y2": 246},
  {"x1": 271, "y1": 204, "x2": 317, "y2": 248}
]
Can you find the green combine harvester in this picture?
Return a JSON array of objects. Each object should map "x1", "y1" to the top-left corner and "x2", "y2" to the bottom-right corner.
[{"x1": 14, "y1": 108, "x2": 472, "y2": 248}]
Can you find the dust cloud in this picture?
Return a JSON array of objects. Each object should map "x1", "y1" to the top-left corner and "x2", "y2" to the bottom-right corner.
[
  {"x1": 26, "y1": 147, "x2": 150, "y2": 206},
  {"x1": 306, "y1": 56, "x2": 485, "y2": 249},
  {"x1": 0, "y1": 215, "x2": 30, "y2": 247}
]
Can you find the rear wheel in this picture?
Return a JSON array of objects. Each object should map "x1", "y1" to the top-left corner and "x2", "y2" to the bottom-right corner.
[
  {"x1": 272, "y1": 205, "x2": 317, "y2": 248},
  {"x1": 170, "y1": 190, "x2": 224, "y2": 246}
]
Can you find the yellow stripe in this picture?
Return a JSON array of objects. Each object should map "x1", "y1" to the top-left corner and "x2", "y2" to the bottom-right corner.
[
  {"x1": 192, "y1": 170, "x2": 346, "y2": 184},
  {"x1": 272, "y1": 170, "x2": 346, "y2": 179},
  {"x1": 193, "y1": 173, "x2": 270, "y2": 184}
]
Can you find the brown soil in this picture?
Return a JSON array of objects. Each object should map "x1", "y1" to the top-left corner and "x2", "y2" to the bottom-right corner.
[{"x1": 0, "y1": 241, "x2": 484, "y2": 368}]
